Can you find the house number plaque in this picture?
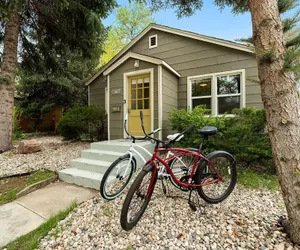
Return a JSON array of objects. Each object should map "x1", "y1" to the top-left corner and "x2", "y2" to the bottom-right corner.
[
  {"x1": 112, "y1": 106, "x2": 121, "y2": 112},
  {"x1": 112, "y1": 88, "x2": 121, "y2": 95}
]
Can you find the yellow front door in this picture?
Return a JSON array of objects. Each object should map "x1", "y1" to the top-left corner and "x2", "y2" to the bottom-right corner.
[{"x1": 128, "y1": 74, "x2": 151, "y2": 136}]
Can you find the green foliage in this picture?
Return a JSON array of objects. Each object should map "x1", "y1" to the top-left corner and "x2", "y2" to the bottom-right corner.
[
  {"x1": 0, "y1": 75, "x2": 10, "y2": 85},
  {"x1": 147, "y1": 0, "x2": 203, "y2": 17},
  {"x1": 57, "y1": 106, "x2": 107, "y2": 141},
  {"x1": 12, "y1": 107, "x2": 27, "y2": 141},
  {"x1": 99, "y1": 1, "x2": 154, "y2": 67},
  {"x1": 235, "y1": 36, "x2": 253, "y2": 44},
  {"x1": 16, "y1": 49, "x2": 96, "y2": 118},
  {"x1": 258, "y1": 48, "x2": 277, "y2": 65},
  {"x1": 238, "y1": 170, "x2": 279, "y2": 191},
  {"x1": 169, "y1": 106, "x2": 273, "y2": 166}
]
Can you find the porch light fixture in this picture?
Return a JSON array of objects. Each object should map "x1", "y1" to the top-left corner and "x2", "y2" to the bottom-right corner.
[
  {"x1": 200, "y1": 83, "x2": 208, "y2": 87},
  {"x1": 134, "y1": 60, "x2": 139, "y2": 68}
]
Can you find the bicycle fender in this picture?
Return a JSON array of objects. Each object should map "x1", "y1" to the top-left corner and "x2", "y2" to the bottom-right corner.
[
  {"x1": 195, "y1": 150, "x2": 236, "y2": 176},
  {"x1": 205, "y1": 151, "x2": 236, "y2": 164},
  {"x1": 118, "y1": 154, "x2": 137, "y2": 171},
  {"x1": 143, "y1": 163, "x2": 154, "y2": 172}
]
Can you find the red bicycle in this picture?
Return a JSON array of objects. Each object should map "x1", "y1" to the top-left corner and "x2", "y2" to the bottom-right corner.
[{"x1": 120, "y1": 111, "x2": 237, "y2": 231}]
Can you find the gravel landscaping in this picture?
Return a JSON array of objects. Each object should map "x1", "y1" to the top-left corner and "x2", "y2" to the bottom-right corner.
[
  {"x1": 38, "y1": 183, "x2": 299, "y2": 250},
  {"x1": 0, "y1": 136, "x2": 89, "y2": 177},
  {"x1": 1, "y1": 136, "x2": 299, "y2": 249}
]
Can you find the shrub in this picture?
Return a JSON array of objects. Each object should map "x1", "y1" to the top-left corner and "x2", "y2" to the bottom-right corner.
[
  {"x1": 57, "y1": 106, "x2": 106, "y2": 141},
  {"x1": 12, "y1": 107, "x2": 27, "y2": 141},
  {"x1": 169, "y1": 106, "x2": 273, "y2": 171}
]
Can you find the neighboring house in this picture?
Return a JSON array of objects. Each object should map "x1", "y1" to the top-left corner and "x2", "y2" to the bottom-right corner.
[{"x1": 86, "y1": 23, "x2": 262, "y2": 140}]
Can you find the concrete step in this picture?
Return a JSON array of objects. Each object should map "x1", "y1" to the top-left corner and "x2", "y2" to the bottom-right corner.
[
  {"x1": 70, "y1": 158, "x2": 111, "y2": 174},
  {"x1": 58, "y1": 168, "x2": 103, "y2": 190},
  {"x1": 81, "y1": 149, "x2": 123, "y2": 162},
  {"x1": 58, "y1": 139, "x2": 155, "y2": 190},
  {"x1": 90, "y1": 140, "x2": 154, "y2": 154}
]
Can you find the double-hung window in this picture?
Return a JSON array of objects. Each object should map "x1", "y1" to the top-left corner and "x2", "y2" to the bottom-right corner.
[{"x1": 188, "y1": 69, "x2": 245, "y2": 115}]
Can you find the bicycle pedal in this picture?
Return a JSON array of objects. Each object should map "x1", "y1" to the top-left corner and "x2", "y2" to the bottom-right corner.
[{"x1": 188, "y1": 201, "x2": 197, "y2": 212}]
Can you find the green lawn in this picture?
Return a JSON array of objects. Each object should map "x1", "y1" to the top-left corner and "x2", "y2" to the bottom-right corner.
[
  {"x1": 0, "y1": 169, "x2": 56, "y2": 205},
  {"x1": 238, "y1": 169, "x2": 279, "y2": 191}
]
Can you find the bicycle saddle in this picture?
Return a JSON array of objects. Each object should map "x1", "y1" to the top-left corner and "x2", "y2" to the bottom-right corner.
[{"x1": 197, "y1": 126, "x2": 218, "y2": 136}]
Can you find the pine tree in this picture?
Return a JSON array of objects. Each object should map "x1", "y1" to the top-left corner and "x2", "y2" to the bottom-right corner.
[
  {"x1": 0, "y1": 0, "x2": 117, "y2": 152},
  {"x1": 148, "y1": 0, "x2": 300, "y2": 244}
]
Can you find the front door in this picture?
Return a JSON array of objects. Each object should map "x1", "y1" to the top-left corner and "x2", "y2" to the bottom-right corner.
[{"x1": 128, "y1": 74, "x2": 151, "y2": 136}]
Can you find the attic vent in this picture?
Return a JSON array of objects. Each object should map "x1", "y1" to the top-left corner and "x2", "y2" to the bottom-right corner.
[{"x1": 149, "y1": 35, "x2": 157, "y2": 49}]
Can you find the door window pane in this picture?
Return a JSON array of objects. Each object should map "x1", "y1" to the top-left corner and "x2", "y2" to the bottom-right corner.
[
  {"x1": 132, "y1": 79, "x2": 137, "y2": 86},
  {"x1": 137, "y1": 78, "x2": 143, "y2": 88},
  {"x1": 131, "y1": 89, "x2": 136, "y2": 99},
  {"x1": 192, "y1": 98, "x2": 211, "y2": 110},
  {"x1": 218, "y1": 96, "x2": 240, "y2": 114},
  {"x1": 137, "y1": 89, "x2": 143, "y2": 99},
  {"x1": 137, "y1": 100, "x2": 143, "y2": 109},
  {"x1": 217, "y1": 74, "x2": 240, "y2": 95},
  {"x1": 144, "y1": 99, "x2": 149, "y2": 109},
  {"x1": 144, "y1": 88, "x2": 149, "y2": 98},
  {"x1": 192, "y1": 78, "x2": 212, "y2": 97},
  {"x1": 131, "y1": 100, "x2": 136, "y2": 110}
]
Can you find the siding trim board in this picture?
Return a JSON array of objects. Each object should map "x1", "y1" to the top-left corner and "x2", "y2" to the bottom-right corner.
[
  {"x1": 187, "y1": 69, "x2": 246, "y2": 115},
  {"x1": 158, "y1": 65, "x2": 163, "y2": 140},
  {"x1": 123, "y1": 68, "x2": 155, "y2": 138},
  {"x1": 107, "y1": 75, "x2": 110, "y2": 140},
  {"x1": 103, "y1": 52, "x2": 181, "y2": 78}
]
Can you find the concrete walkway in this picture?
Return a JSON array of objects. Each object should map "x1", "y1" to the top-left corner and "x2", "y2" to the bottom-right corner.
[{"x1": 0, "y1": 182, "x2": 98, "y2": 248}]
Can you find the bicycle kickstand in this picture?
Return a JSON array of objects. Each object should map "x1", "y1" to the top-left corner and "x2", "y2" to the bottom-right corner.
[
  {"x1": 161, "y1": 178, "x2": 167, "y2": 195},
  {"x1": 188, "y1": 190, "x2": 200, "y2": 212}
]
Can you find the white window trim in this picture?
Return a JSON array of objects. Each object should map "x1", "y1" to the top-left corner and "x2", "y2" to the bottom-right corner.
[
  {"x1": 187, "y1": 69, "x2": 246, "y2": 115},
  {"x1": 123, "y1": 68, "x2": 154, "y2": 139},
  {"x1": 149, "y1": 34, "x2": 158, "y2": 49}
]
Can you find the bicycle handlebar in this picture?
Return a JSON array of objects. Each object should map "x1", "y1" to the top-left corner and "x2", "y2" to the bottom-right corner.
[
  {"x1": 139, "y1": 110, "x2": 196, "y2": 145},
  {"x1": 124, "y1": 114, "x2": 161, "y2": 141}
]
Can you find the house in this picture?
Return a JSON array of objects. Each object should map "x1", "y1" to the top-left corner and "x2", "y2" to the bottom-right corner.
[{"x1": 86, "y1": 23, "x2": 262, "y2": 140}]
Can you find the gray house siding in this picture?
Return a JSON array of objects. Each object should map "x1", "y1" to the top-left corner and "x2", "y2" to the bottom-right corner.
[
  {"x1": 89, "y1": 74, "x2": 106, "y2": 109},
  {"x1": 130, "y1": 29, "x2": 262, "y2": 110},
  {"x1": 109, "y1": 58, "x2": 158, "y2": 140},
  {"x1": 162, "y1": 67, "x2": 178, "y2": 139}
]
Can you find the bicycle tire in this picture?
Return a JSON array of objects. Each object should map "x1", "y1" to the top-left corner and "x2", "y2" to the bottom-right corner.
[
  {"x1": 195, "y1": 151, "x2": 237, "y2": 204},
  {"x1": 100, "y1": 155, "x2": 135, "y2": 200},
  {"x1": 120, "y1": 165, "x2": 157, "y2": 231},
  {"x1": 168, "y1": 148, "x2": 198, "y2": 190}
]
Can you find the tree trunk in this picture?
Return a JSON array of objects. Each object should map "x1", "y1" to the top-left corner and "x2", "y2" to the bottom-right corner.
[
  {"x1": 0, "y1": 12, "x2": 20, "y2": 153},
  {"x1": 249, "y1": 0, "x2": 300, "y2": 244}
]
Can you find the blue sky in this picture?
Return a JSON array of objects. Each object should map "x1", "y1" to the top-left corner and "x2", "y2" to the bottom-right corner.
[{"x1": 103, "y1": 0, "x2": 253, "y2": 42}]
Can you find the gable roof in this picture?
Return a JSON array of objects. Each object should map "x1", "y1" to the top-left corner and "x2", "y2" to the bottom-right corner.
[
  {"x1": 103, "y1": 52, "x2": 181, "y2": 77},
  {"x1": 86, "y1": 23, "x2": 253, "y2": 86}
]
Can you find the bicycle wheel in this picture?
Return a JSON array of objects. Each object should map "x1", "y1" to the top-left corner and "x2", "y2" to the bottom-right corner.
[
  {"x1": 120, "y1": 165, "x2": 157, "y2": 231},
  {"x1": 195, "y1": 151, "x2": 237, "y2": 204},
  {"x1": 168, "y1": 148, "x2": 198, "y2": 190},
  {"x1": 100, "y1": 155, "x2": 135, "y2": 200}
]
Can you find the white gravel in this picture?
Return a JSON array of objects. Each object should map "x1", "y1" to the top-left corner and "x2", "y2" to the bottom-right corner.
[
  {"x1": 38, "y1": 183, "x2": 300, "y2": 250},
  {"x1": 0, "y1": 136, "x2": 89, "y2": 177}
]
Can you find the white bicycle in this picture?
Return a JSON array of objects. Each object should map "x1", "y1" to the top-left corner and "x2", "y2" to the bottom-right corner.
[{"x1": 100, "y1": 115, "x2": 197, "y2": 200}]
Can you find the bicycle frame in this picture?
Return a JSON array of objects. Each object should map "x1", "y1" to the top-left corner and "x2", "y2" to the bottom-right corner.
[
  {"x1": 146, "y1": 147, "x2": 223, "y2": 189},
  {"x1": 121, "y1": 142, "x2": 188, "y2": 179}
]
